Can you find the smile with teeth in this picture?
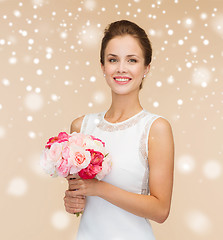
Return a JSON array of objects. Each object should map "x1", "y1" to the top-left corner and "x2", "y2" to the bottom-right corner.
[{"x1": 114, "y1": 77, "x2": 131, "y2": 82}]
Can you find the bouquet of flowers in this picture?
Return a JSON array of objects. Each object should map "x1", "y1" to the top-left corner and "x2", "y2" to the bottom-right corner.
[{"x1": 40, "y1": 132, "x2": 112, "y2": 180}]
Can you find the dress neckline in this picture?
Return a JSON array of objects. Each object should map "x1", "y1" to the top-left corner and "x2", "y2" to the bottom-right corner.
[{"x1": 102, "y1": 109, "x2": 145, "y2": 125}]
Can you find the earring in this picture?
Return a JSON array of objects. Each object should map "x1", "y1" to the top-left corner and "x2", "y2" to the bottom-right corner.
[
  {"x1": 104, "y1": 74, "x2": 106, "y2": 77},
  {"x1": 144, "y1": 74, "x2": 146, "y2": 78}
]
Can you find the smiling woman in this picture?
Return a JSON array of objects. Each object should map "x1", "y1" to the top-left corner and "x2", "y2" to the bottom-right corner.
[
  {"x1": 64, "y1": 20, "x2": 174, "y2": 240},
  {"x1": 102, "y1": 35, "x2": 149, "y2": 93},
  {"x1": 100, "y1": 20, "x2": 152, "y2": 90}
]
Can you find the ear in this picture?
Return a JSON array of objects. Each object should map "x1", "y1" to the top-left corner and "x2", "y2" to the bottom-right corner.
[{"x1": 144, "y1": 64, "x2": 150, "y2": 75}]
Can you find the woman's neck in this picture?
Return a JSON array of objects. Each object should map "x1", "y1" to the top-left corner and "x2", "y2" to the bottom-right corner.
[{"x1": 105, "y1": 90, "x2": 143, "y2": 121}]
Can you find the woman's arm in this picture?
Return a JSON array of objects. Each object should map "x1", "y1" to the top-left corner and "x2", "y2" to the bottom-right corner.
[{"x1": 66, "y1": 117, "x2": 174, "y2": 223}]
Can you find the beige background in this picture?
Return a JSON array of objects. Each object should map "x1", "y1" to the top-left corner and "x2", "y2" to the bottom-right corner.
[{"x1": 1, "y1": 0, "x2": 223, "y2": 239}]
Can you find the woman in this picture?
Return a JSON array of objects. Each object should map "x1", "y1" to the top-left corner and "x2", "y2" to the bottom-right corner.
[{"x1": 64, "y1": 20, "x2": 174, "y2": 239}]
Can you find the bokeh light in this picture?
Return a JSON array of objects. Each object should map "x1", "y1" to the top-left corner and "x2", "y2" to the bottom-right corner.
[
  {"x1": 51, "y1": 211, "x2": 70, "y2": 230},
  {"x1": 211, "y1": 14, "x2": 223, "y2": 37},
  {"x1": 203, "y1": 160, "x2": 222, "y2": 179},
  {"x1": 185, "y1": 210, "x2": 212, "y2": 235},
  {"x1": 192, "y1": 67, "x2": 211, "y2": 87},
  {"x1": 177, "y1": 155, "x2": 195, "y2": 174},
  {"x1": 93, "y1": 91, "x2": 105, "y2": 104},
  {"x1": 7, "y1": 177, "x2": 28, "y2": 196},
  {"x1": 24, "y1": 92, "x2": 44, "y2": 111},
  {"x1": 2, "y1": 78, "x2": 10, "y2": 86},
  {"x1": 0, "y1": 126, "x2": 6, "y2": 138},
  {"x1": 29, "y1": 153, "x2": 45, "y2": 176}
]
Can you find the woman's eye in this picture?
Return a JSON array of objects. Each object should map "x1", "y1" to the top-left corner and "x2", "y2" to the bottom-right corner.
[
  {"x1": 109, "y1": 58, "x2": 117, "y2": 63},
  {"x1": 129, "y1": 59, "x2": 137, "y2": 63}
]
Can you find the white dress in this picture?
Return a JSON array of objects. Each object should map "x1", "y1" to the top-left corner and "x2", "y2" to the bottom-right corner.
[{"x1": 76, "y1": 109, "x2": 162, "y2": 240}]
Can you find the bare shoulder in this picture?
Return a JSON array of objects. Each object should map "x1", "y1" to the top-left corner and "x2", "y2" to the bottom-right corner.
[
  {"x1": 149, "y1": 117, "x2": 173, "y2": 138},
  {"x1": 70, "y1": 115, "x2": 85, "y2": 133},
  {"x1": 148, "y1": 117, "x2": 174, "y2": 150}
]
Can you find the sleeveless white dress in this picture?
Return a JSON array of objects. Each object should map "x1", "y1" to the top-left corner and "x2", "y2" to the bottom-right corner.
[{"x1": 76, "y1": 109, "x2": 162, "y2": 240}]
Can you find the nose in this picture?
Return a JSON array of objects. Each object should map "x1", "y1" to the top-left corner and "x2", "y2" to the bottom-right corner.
[{"x1": 117, "y1": 60, "x2": 127, "y2": 73}]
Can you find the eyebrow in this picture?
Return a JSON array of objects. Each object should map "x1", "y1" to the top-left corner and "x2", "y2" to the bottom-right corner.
[{"x1": 107, "y1": 54, "x2": 140, "y2": 58}]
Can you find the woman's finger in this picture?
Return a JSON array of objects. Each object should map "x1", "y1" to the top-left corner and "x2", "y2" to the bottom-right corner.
[
  {"x1": 68, "y1": 179, "x2": 85, "y2": 191},
  {"x1": 64, "y1": 200, "x2": 85, "y2": 209},
  {"x1": 64, "y1": 196, "x2": 85, "y2": 214},
  {"x1": 65, "y1": 189, "x2": 84, "y2": 197},
  {"x1": 68, "y1": 178, "x2": 84, "y2": 185},
  {"x1": 64, "y1": 196, "x2": 86, "y2": 204},
  {"x1": 65, "y1": 206, "x2": 84, "y2": 214}
]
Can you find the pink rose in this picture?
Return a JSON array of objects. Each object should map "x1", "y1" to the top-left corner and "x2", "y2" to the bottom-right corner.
[
  {"x1": 58, "y1": 132, "x2": 69, "y2": 140},
  {"x1": 69, "y1": 145, "x2": 91, "y2": 174},
  {"x1": 78, "y1": 164, "x2": 102, "y2": 179},
  {"x1": 78, "y1": 150, "x2": 104, "y2": 179},
  {"x1": 49, "y1": 142, "x2": 62, "y2": 162},
  {"x1": 45, "y1": 132, "x2": 69, "y2": 148},
  {"x1": 87, "y1": 149, "x2": 104, "y2": 165},
  {"x1": 69, "y1": 132, "x2": 85, "y2": 147},
  {"x1": 90, "y1": 135, "x2": 105, "y2": 147},
  {"x1": 56, "y1": 158, "x2": 70, "y2": 177}
]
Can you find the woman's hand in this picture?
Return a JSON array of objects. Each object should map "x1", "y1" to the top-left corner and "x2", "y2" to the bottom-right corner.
[
  {"x1": 64, "y1": 175, "x2": 87, "y2": 214},
  {"x1": 67, "y1": 177, "x2": 101, "y2": 196},
  {"x1": 64, "y1": 175, "x2": 101, "y2": 214},
  {"x1": 64, "y1": 193, "x2": 86, "y2": 214}
]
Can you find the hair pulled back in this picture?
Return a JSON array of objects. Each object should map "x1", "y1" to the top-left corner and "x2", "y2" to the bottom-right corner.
[{"x1": 100, "y1": 20, "x2": 152, "y2": 66}]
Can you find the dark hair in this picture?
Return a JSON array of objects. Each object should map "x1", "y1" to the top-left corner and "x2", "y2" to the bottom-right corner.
[{"x1": 100, "y1": 20, "x2": 152, "y2": 66}]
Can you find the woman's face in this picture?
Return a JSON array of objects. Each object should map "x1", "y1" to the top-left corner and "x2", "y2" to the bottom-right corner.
[{"x1": 101, "y1": 35, "x2": 149, "y2": 95}]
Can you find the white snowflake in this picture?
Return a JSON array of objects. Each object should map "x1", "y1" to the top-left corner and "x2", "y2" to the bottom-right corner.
[
  {"x1": 24, "y1": 92, "x2": 44, "y2": 111},
  {"x1": 177, "y1": 154, "x2": 195, "y2": 173},
  {"x1": 203, "y1": 160, "x2": 222, "y2": 179},
  {"x1": 51, "y1": 211, "x2": 70, "y2": 230},
  {"x1": 7, "y1": 177, "x2": 28, "y2": 196},
  {"x1": 185, "y1": 211, "x2": 212, "y2": 235}
]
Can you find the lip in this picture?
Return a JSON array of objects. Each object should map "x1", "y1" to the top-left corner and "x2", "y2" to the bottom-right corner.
[{"x1": 113, "y1": 76, "x2": 132, "y2": 85}]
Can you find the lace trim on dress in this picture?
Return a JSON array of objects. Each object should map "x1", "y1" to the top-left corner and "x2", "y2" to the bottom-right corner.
[
  {"x1": 140, "y1": 115, "x2": 160, "y2": 195},
  {"x1": 141, "y1": 167, "x2": 149, "y2": 195},
  {"x1": 139, "y1": 115, "x2": 159, "y2": 163},
  {"x1": 97, "y1": 111, "x2": 148, "y2": 132},
  {"x1": 140, "y1": 120, "x2": 150, "y2": 195}
]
